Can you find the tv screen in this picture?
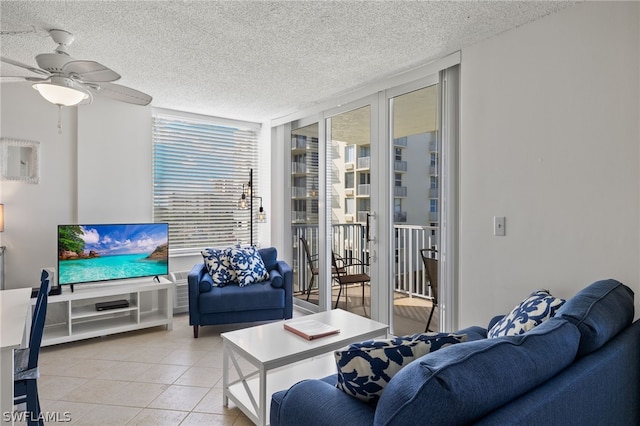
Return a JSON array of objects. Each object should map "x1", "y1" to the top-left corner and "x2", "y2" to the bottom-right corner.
[{"x1": 58, "y1": 223, "x2": 169, "y2": 286}]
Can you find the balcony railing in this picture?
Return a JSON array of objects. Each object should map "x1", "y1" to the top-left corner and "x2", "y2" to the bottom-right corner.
[
  {"x1": 394, "y1": 160, "x2": 407, "y2": 172},
  {"x1": 394, "y1": 211, "x2": 407, "y2": 222},
  {"x1": 394, "y1": 186, "x2": 407, "y2": 197},
  {"x1": 292, "y1": 162, "x2": 307, "y2": 173},
  {"x1": 358, "y1": 184, "x2": 371, "y2": 196},
  {"x1": 357, "y1": 156, "x2": 370, "y2": 169},
  {"x1": 292, "y1": 186, "x2": 307, "y2": 198},
  {"x1": 292, "y1": 223, "x2": 438, "y2": 300}
]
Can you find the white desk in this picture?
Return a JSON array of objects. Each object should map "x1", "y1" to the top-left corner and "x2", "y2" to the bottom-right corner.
[
  {"x1": 222, "y1": 309, "x2": 388, "y2": 425},
  {"x1": 0, "y1": 288, "x2": 32, "y2": 425}
]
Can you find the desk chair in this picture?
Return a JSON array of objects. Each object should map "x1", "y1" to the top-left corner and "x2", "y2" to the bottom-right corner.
[
  {"x1": 14, "y1": 270, "x2": 50, "y2": 425},
  {"x1": 420, "y1": 248, "x2": 438, "y2": 332},
  {"x1": 331, "y1": 251, "x2": 370, "y2": 310}
]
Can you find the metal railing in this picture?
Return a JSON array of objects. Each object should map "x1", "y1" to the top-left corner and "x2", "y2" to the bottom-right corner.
[{"x1": 292, "y1": 223, "x2": 438, "y2": 301}]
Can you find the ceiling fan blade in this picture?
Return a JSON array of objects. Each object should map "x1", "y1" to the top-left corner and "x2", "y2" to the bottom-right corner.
[
  {"x1": 62, "y1": 60, "x2": 121, "y2": 82},
  {"x1": 91, "y1": 82, "x2": 152, "y2": 106},
  {"x1": 0, "y1": 56, "x2": 50, "y2": 76},
  {"x1": 0, "y1": 76, "x2": 29, "y2": 82}
]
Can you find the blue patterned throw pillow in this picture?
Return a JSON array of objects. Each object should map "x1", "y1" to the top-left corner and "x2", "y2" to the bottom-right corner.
[
  {"x1": 227, "y1": 246, "x2": 269, "y2": 287},
  {"x1": 335, "y1": 332, "x2": 467, "y2": 403},
  {"x1": 488, "y1": 289, "x2": 566, "y2": 338},
  {"x1": 201, "y1": 248, "x2": 237, "y2": 287}
]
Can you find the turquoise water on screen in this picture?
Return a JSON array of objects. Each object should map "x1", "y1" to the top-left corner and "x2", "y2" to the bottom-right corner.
[{"x1": 59, "y1": 254, "x2": 168, "y2": 284}]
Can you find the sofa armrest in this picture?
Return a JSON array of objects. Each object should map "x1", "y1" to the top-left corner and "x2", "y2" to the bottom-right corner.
[
  {"x1": 270, "y1": 379, "x2": 375, "y2": 426},
  {"x1": 188, "y1": 263, "x2": 208, "y2": 325},
  {"x1": 276, "y1": 260, "x2": 294, "y2": 319}
]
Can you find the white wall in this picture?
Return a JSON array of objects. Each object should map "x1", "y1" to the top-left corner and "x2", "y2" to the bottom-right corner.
[
  {"x1": 0, "y1": 83, "x2": 77, "y2": 288},
  {"x1": 458, "y1": 1, "x2": 640, "y2": 326},
  {"x1": 77, "y1": 97, "x2": 152, "y2": 223}
]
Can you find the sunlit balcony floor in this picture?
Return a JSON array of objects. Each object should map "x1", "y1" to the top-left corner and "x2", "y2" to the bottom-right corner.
[{"x1": 295, "y1": 284, "x2": 437, "y2": 336}]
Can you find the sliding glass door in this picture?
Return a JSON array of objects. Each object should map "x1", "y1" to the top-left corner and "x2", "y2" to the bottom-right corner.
[
  {"x1": 388, "y1": 82, "x2": 440, "y2": 335},
  {"x1": 327, "y1": 104, "x2": 373, "y2": 316},
  {"x1": 284, "y1": 65, "x2": 458, "y2": 333}
]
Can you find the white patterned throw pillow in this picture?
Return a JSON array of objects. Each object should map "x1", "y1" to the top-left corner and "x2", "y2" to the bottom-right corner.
[
  {"x1": 201, "y1": 248, "x2": 237, "y2": 287},
  {"x1": 488, "y1": 289, "x2": 565, "y2": 338},
  {"x1": 334, "y1": 332, "x2": 467, "y2": 403},
  {"x1": 227, "y1": 246, "x2": 269, "y2": 287}
]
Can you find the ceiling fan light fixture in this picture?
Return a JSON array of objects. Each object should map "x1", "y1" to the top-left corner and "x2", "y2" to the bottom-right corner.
[{"x1": 32, "y1": 77, "x2": 89, "y2": 106}]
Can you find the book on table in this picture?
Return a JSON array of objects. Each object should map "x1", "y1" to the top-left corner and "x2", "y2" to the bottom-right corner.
[{"x1": 284, "y1": 319, "x2": 340, "y2": 340}]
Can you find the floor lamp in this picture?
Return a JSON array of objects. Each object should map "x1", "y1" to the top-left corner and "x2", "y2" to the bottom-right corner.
[{"x1": 239, "y1": 169, "x2": 266, "y2": 246}]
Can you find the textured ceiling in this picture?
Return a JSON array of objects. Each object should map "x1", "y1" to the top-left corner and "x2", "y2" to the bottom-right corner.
[{"x1": 1, "y1": 1, "x2": 577, "y2": 123}]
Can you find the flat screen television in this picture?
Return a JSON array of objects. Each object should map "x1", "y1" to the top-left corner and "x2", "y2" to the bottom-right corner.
[{"x1": 58, "y1": 223, "x2": 169, "y2": 290}]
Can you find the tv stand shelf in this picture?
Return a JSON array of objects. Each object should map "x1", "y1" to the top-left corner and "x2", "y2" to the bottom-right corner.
[{"x1": 35, "y1": 278, "x2": 173, "y2": 346}]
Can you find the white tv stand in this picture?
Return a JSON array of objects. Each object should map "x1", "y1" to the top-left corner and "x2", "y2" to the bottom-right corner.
[{"x1": 35, "y1": 277, "x2": 173, "y2": 346}]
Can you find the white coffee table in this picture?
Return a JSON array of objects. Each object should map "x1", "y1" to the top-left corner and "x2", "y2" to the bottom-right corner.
[{"x1": 221, "y1": 309, "x2": 388, "y2": 426}]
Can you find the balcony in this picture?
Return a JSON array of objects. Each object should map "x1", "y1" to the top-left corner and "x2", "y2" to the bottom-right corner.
[
  {"x1": 394, "y1": 211, "x2": 407, "y2": 222},
  {"x1": 291, "y1": 162, "x2": 307, "y2": 174},
  {"x1": 358, "y1": 184, "x2": 371, "y2": 196},
  {"x1": 394, "y1": 186, "x2": 407, "y2": 197},
  {"x1": 292, "y1": 137, "x2": 307, "y2": 150},
  {"x1": 394, "y1": 160, "x2": 407, "y2": 172},
  {"x1": 291, "y1": 211, "x2": 307, "y2": 222},
  {"x1": 357, "y1": 211, "x2": 369, "y2": 223},
  {"x1": 357, "y1": 156, "x2": 370, "y2": 169},
  {"x1": 394, "y1": 137, "x2": 408, "y2": 147},
  {"x1": 292, "y1": 222, "x2": 439, "y2": 301},
  {"x1": 292, "y1": 186, "x2": 307, "y2": 198}
]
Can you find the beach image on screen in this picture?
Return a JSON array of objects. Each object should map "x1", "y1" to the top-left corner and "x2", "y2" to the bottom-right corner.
[{"x1": 58, "y1": 224, "x2": 169, "y2": 285}]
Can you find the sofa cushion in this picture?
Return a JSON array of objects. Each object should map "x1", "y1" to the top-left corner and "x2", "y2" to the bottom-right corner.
[
  {"x1": 335, "y1": 332, "x2": 467, "y2": 403},
  {"x1": 201, "y1": 248, "x2": 237, "y2": 286},
  {"x1": 228, "y1": 246, "x2": 270, "y2": 287},
  {"x1": 556, "y1": 279, "x2": 634, "y2": 357},
  {"x1": 199, "y1": 273, "x2": 213, "y2": 293},
  {"x1": 270, "y1": 269, "x2": 284, "y2": 288},
  {"x1": 488, "y1": 289, "x2": 565, "y2": 338},
  {"x1": 198, "y1": 281, "x2": 285, "y2": 314},
  {"x1": 374, "y1": 318, "x2": 580, "y2": 425},
  {"x1": 259, "y1": 247, "x2": 278, "y2": 271}
]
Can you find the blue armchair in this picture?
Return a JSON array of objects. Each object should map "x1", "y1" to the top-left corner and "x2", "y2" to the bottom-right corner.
[{"x1": 188, "y1": 246, "x2": 293, "y2": 337}]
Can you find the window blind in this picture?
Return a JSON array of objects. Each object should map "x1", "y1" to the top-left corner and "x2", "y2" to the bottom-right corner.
[{"x1": 152, "y1": 111, "x2": 260, "y2": 252}]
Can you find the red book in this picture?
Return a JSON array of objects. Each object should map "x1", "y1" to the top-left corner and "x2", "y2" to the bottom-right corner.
[{"x1": 284, "y1": 319, "x2": 340, "y2": 340}]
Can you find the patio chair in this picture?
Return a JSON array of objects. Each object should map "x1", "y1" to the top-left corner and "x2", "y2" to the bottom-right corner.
[
  {"x1": 331, "y1": 251, "x2": 370, "y2": 310},
  {"x1": 300, "y1": 236, "x2": 319, "y2": 301},
  {"x1": 420, "y1": 248, "x2": 438, "y2": 332}
]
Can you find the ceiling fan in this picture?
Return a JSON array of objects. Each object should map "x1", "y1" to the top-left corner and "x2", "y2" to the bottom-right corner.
[{"x1": 1, "y1": 29, "x2": 152, "y2": 107}]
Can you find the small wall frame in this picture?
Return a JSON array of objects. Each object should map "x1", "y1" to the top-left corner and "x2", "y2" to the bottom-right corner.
[{"x1": 0, "y1": 138, "x2": 40, "y2": 184}]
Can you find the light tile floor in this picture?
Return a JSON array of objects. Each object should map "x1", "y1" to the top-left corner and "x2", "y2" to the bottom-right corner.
[
  {"x1": 23, "y1": 292, "x2": 432, "y2": 425},
  {"x1": 26, "y1": 313, "x2": 279, "y2": 426}
]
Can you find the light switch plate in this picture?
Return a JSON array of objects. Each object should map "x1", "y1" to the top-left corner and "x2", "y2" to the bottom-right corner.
[{"x1": 494, "y1": 216, "x2": 506, "y2": 236}]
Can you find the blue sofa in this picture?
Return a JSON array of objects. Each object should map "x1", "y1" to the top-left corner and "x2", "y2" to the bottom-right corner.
[
  {"x1": 188, "y1": 246, "x2": 293, "y2": 338},
  {"x1": 271, "y1": 279, "x2": 640, "y2": 425}
]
